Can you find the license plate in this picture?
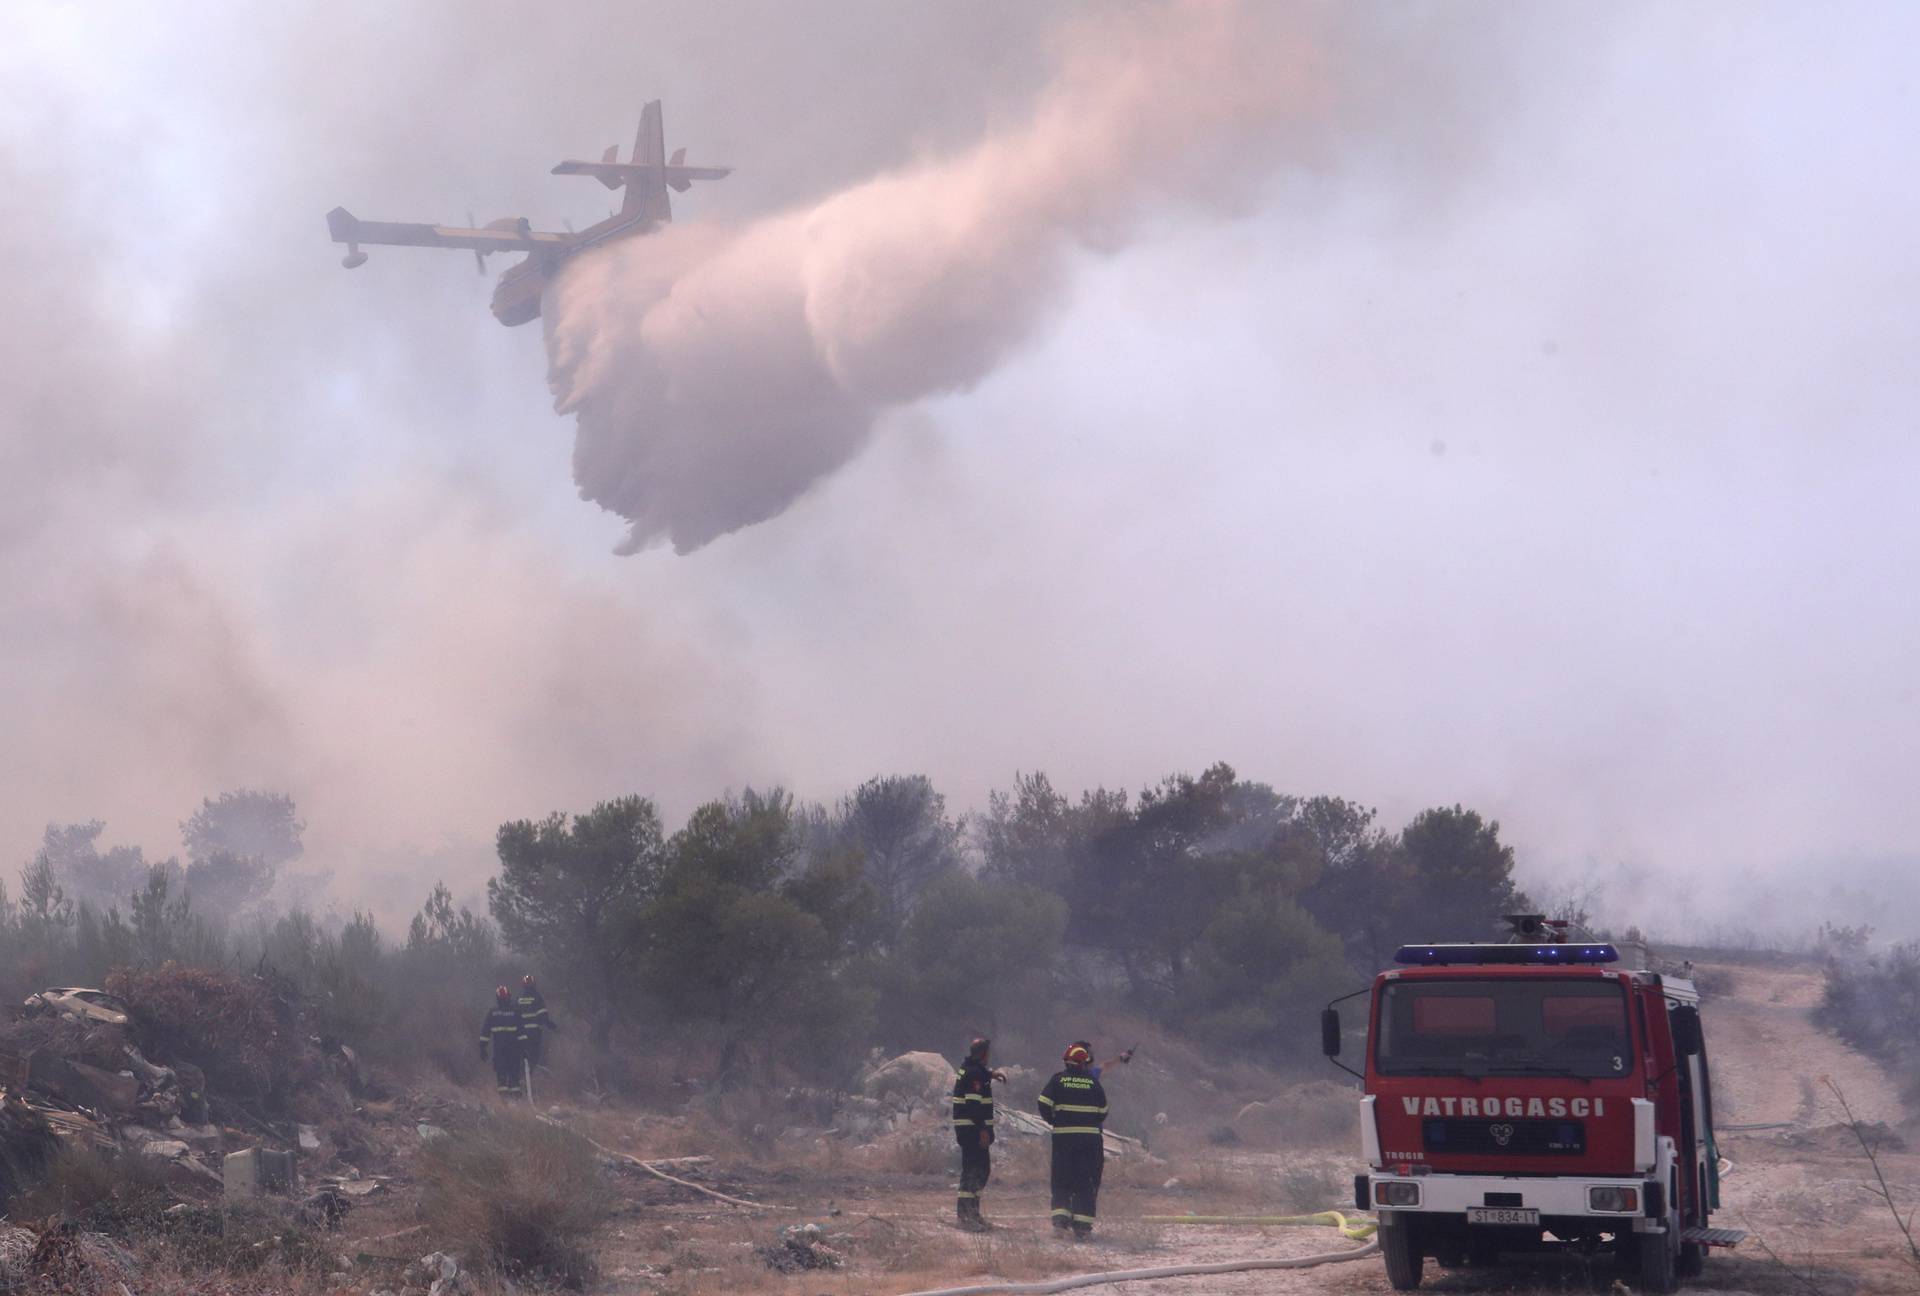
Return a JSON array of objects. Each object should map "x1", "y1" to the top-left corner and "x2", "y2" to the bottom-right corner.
[{"x1": 1467, "y1": 1207, "x2": 1540, "y2": 1226}]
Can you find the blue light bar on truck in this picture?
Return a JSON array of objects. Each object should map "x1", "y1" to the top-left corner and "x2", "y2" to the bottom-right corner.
[{"x1": 1392, "y1": 943, "x2": 1620, "y2": 966}]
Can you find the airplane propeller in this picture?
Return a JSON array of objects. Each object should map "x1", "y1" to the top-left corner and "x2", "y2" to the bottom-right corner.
[{"x1": 468, "y1": 211, "x2": 488, "y2": 275}]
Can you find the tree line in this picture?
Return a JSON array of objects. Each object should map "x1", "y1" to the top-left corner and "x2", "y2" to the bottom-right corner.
[{"x1": 0, "y1": 766, "x2": 1529, "y2": 1087}]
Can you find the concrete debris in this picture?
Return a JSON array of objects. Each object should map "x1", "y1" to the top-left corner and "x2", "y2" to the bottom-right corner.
[
  {"x1": 299, "y1": 1123, "x2": 323, "y2": 1151},
  {"x1": 0, "y1": 1000, "x2": 232, "y2": 1188},
  {"x1": 405, "y1": 1251, "x2": 467, "y2": 1296},
  {"x1": 299, "y1": 1185, "x2": 354, "y2": 1229},
  {"x1": 225, "y1": 1146, "x2": 297, "y2": 1198},
  {"x1": 759, "y1": 1222, "x2": 844, "y2": 1272},
  {"x1": 416, "y1": 1122, "x2": 450, "y2": 1142}
]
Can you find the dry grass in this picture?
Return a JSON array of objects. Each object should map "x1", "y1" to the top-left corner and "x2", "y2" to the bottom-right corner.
[
  {"x1": 854, "y1": 1130, "x2": 954, "y2": 1177},
  {"x1": 419, "y1": 1110, "x2": 610, "y2": 1285},
  {"x1": 8, "y1": 1145, "x2": 175, "y2": 1233}
]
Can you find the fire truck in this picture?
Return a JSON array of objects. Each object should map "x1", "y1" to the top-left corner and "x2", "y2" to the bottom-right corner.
[{"x1": 1320, "y1": 915, "x2": 1743, "y2": 1291}]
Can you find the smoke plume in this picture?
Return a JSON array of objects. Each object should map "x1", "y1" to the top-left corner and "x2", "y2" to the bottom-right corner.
[{"x1": 544, "y1": 3, "x2": 1319, "y2": 554}]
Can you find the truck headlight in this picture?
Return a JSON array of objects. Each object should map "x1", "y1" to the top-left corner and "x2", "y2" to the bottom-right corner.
[
  {"x1": 1375, "y1": 1181, "x2": 1422, "y2": 1207},
  {"x1": 1588, "y1": 1186, "x2": 1639, "y2": 1213}
]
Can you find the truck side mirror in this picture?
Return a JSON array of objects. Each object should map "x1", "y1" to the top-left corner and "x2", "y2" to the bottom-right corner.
[
  {"x1": 1321, "y1": 1007, "x2": 1342, "y2": 1058},
  {"x1": 1671, "y1": 1005, "x2": 1703, "y2": 1055}
]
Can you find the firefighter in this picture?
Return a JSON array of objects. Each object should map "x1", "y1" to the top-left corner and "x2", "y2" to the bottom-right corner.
[
  {"x1": 1039, "y1": 1043, "x2": 1109, "y2": 1237},
  {"x1": 478, "y1": 985, "x2": 526, "y2": 1097},
  {"x1": 515, "y1": 974, "x2": 558, "y2": 1069},
  {"x1": 950, "y1": 1036, "x2": 1005, "y2": 1231}
]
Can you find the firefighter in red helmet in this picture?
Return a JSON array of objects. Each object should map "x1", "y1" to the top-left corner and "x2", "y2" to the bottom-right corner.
[
  {"x1": 479, "y1": 985, "x2": 526, "y2": 1097},
  {"x1": 1039, "y1": 1043, "x2": 1109, "y2": 1236},
  {"x1": 516, "y1": 973, "x2": 558, "y2": 1070}
]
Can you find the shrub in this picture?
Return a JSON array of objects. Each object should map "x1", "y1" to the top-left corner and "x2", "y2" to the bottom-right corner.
[
  {"x1": 106, "y1": 963, "x2": 306, "y2": 1101},
  {"x1": 1822, "y1": 942, "x2": 1920, "y2": 1103},
  {"x1": 419, "y1": 1112, "x2": 609, "y2": 1286}
]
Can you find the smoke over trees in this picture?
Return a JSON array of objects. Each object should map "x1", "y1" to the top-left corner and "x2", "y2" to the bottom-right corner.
[{"x1": 543, "y1": 3, "x2": 1321, "y2": 553}]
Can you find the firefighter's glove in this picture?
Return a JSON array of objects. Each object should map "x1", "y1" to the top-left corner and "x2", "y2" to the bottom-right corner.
[
  {"x1": 981, "y1": 1128, "x2": 994, "y2": 1148},
  {"x1": 478, "y1": 1042, "x2": 489, "y2": 1061},
  {"x1": 1115, "y1": 1049, "x2": 1135, "y2": 1065},
  {"x1": 548, "y1": 1018, "x2": 560, "y2": 1031}
]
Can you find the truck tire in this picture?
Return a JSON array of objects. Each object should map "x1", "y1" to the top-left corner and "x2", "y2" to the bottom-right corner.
[
  {"x1": 1636, "y1": 1231, "x2": 1678, "y2": 1293},
  {"x1": 1379, "y1": 1218, "x2": 1424, "y2": 1291}
]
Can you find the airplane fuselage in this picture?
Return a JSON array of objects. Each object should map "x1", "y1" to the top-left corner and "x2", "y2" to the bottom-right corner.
[{"x1": 490, "y1": 208, "x2": 664, "y2": 326}]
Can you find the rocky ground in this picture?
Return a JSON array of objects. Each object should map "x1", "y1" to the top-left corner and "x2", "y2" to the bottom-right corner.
[{"x1": 4, "y1": 959, "x2": 1912, "y2": 1295}]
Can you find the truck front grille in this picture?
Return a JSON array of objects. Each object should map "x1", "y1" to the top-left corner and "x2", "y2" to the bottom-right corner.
[{"x1": 1422, "y1": 1118, "x2": 1586, "y2": 1155}]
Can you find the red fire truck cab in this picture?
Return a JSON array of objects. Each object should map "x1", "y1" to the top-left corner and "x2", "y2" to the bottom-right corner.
[{"x1": 1321, "y1": 917, "x2": 1743, "y2": 1291}]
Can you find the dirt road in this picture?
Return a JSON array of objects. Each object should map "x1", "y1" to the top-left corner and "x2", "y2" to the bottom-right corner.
[{"x1": 1706, "y1": 963, "x2": 1904, "y2": 1129}]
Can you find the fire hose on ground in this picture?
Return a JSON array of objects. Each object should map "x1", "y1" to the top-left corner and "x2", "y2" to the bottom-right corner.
[{"x1": 891, "y1": 1211, "x2": 1380, "y2": 1296}]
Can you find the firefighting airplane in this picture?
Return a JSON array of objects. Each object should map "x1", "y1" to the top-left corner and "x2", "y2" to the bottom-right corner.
[{"x1": 325, "y1": 101, "x2": 729, "y2": 326}]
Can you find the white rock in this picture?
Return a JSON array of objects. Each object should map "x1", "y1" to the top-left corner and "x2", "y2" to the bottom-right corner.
[{"x1": 860, "y1": 1051, "x2": 954, "y2": 1112}]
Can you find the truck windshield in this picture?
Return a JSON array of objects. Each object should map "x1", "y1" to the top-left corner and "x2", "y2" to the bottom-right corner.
[{"x1": 1375, "y1": 977, "x2": 1631, "y2": 1079}]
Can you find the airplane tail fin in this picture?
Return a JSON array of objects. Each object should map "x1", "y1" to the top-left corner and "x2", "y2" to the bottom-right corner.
[{"x1": 622, "y1": 100, "x2": 668, "y2": 218}]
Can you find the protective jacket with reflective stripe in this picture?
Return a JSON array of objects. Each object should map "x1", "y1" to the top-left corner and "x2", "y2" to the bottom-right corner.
[
  {"x1": 516, "y1": 986, "x2": 553, "y2": 1034},
  {"x1": 951, "y1": 1058, "x2": 996, "y2": 1141},
  {"x1": 1037, "y1": 1066, "x2": 1108, "y2": 1135},
  {"x1": 480, "y1": 1004, "x2": 524, "y2": 1045}
]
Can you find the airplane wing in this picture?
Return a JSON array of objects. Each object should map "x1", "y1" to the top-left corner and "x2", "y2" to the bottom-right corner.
[
  {"x1": 326, "y1": 206, "x2": 568, "y2": 254},
  {"x1": 549, "y1": 161, "x2": 732, "y2": 186}
]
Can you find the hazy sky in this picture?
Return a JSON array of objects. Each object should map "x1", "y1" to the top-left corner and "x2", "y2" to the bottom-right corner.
[{"x1": 3, "y1": 2, "x2": 1916, "y2": 937}]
